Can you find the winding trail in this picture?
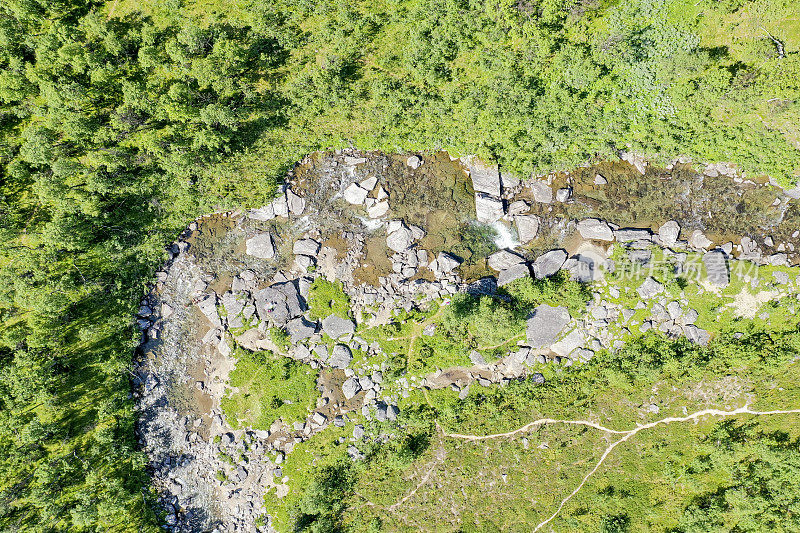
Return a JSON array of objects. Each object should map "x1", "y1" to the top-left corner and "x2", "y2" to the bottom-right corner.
[{"x1": 438, "y1": 404, "x2": 800, "y2": 532}]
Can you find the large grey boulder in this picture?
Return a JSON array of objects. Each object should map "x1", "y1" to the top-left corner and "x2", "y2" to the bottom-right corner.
[
  {"x1": 322, "y1": 314, "x2": 355, "y2": 339},
  {"x1": 551, "y1": 328, "x2": 585, "y2": 357},
  {"x1": 406, "y1": 155, "x2": 422, "y2": 169},
  {"x1": 342, "y1": 377, "x2": 362, "y2": 400},
  {"x1": 469, "y1": 160, "x2": 501, "y2": 197},
  {"x1": 555, "y1": 187, "x2": 572, "y2": 202},
  {"x1": 526, "y1": 304, "x2": 571, "y2": 348},
  {"x1": 658, "y1": 220, "x2": 680, "y2": 246},
  {"x1": 636, "y1": 277, "x2": 664, "y2": 299},
  {"x1": 533, "y1": 249, "x2": 568, "y2": 278},
  {"x1": 245, "y1": 233, "x2": 275, "y2": 259},
  {"x1": 498, "y1": 263, "x2": 531, "y2": 286},
  {"x1": 614, "y1": 228, "x2": 652, "y2": 242},
  {"x1": 529, "y1": 181, "x2": 552, "y2": 203},
  {"x1": 196, "y1": 293, "x2": 221, "y2": 327},
  {"x1": 684, "y1": 325, "x2": 711, "y2": 346},
  {"x1": 386, "y1": 223, "x2": 415, "y2": 252},
  {"x1": 702, "y1": 250, "x2": 729, "y2": 287},
  {"x1": 475, "y1": 193, "x2": 504, "y2": 223},
  {"x1": 577, "y1": 219, "x2": 614, "y2": 241},
  {"x1": 328, "y1": 344, "x2": 353, "y2": 369},
  {"x1": 293, "y1": 239, "x2": 320, "y2": 256},
  {"x1": 431, "y1": 252, "x2": 461, "y2": 276},
  {"x1": 488, "y1": 250, "x2": 526, "y2": 271},
  {"x1": 344, "y1": 183, "x2": 369, "y2": 205},
  {"x1": 515, "y1": 215, "x2": 540, "y2": 244},
  {"x1": 286, "y1": 190, "x2": 306, "y2": 215},
  {"x1": 254, "y1": 282, "x2": 303, "y2": 326},
  {"x1": 248, "y1": 205, "x2": 275, "y2": 221},
  {"x1": 689, "y1": 230, "x2": 713, "y2": 250},
  {"x1": 285, "y1": 317, "x2": 316, "y2": 342}
]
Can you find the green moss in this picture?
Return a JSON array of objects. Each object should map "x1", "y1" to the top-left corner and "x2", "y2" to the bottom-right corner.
[{"x1": 307, "y1": 278, "x2": 351, "y2": 320}]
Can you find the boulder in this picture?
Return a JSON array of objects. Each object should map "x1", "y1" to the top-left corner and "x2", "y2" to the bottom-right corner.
[
  {"x1": 475, "y1": 193, "x2": 504, "y2": 223},
  {"x1": 368, "y1": 201, "x2": 389, "y2": 218},
  {"x1": 529, "y1": 181, "x2": 552, "y2": 203},
  {"x1": 285, "y1": 317, "x2": 316, "y2": 342},
  {"x1": 533, "y1": 249, "x2": 567, "y2": 278},
  {"x1": 702, "y1": 250, "x2": 729, "y2": 287},
  {"x1": 555, "y1": 187, "x2": 572, "y2": 202},
  {"x1": 614, "y1": 228, "x2": 652, "y2": 242},
  {"x1": 684, "y1": 325, "x2": 711, "y2": 346},
  {"x1": 469, "y1": 350, "x2": 486, "y2": 365},
  {"x1": 530, "y1": 372, "x2": 546, "y2": 384},
  {"x1": 322, "y1": 314, "x2": 356, "y2": 339},
  {"x1": 526, "y1": 304, "x2": 571, "y2": 348},
  {"x1": 245, "y1": 233, "x2": 275, "y2": 259},
  {"x1": 406, "y1": 155, "x2": 422, "y2": 169},
  {"x1": 636, "y1": 277, "x2": 664, "y2": 299},
  {"x1": 359, "y1": 176, "x2": 378, "y2": 191},
  {"x1": 328, "y1": 344, "x2": 353, "y2": 369},
  {"x1": 386, "y1": 224, "x2": 415, "y2": 252},
  {"x1": 248, "y1": 205, "x2": 275, "y2": 221},
  {"x1": 551, "y1": 328, "x2": 585, "y2": 357},
  {"x1": 488, "y1": 250, "x2": 526, "y2": 271},
  {"x1": 344, "y1": 183, "x2": 369, "y2": 205},
  {"x1": 507, "y1": 200, "x2": 530, "y2": 216},
  {"x1": 577, "y1": 218, "x2": 614, "y2": 241},
  {"x1": 689, "y1": 230, "x2": 713, "y2": 250},
  {"x1": 433, "y1": 252, "x2": 461, "y2": 274},
  {"x1": 196, "y1": 294, "x2": 221, "y2": 327},
  {"x1": 515, "y1": 215, "x2": 540, "y2": 244},
  {"x1": 594, "y1": 174, "x2": 607, "y2": 185},
  {"x1": 621, "y1": 151, "x2": 647, "y2": 175},
  {"x1": 342, "y1": 377, "x2": 362, "y2": 400},
  {"x1": 658, "y1": 220, "x2": 680, "y2": 246},
  {"x1": 468, "y1": 160, "x2": 501, "y2": 197},
  {"x1": 293, "y1": 239, "x2": 321, "y2": 256},
  {"x1": 286, "y1": 190, "x2": 306, "y2": 215},
  {"x1": 498, "y1": 263, "x2": 531, "y2": 286}
]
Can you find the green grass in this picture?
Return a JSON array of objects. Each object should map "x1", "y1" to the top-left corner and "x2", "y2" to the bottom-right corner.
[
  {"x1": 307, "y1": 278, "x2": 352, "y2": 320},
  {"x1": 221, "y1": 348, "x2": 320, "y2": 430}
]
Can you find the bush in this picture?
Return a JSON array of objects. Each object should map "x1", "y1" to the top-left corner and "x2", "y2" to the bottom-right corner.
[{"x1": 308, "y1": 278, "x2": 351, "y2": 320}]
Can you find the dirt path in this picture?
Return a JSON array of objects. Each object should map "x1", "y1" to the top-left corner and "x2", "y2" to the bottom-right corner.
[{"x1": 440, "y1": 404, "x2": 800, "y2": 532}]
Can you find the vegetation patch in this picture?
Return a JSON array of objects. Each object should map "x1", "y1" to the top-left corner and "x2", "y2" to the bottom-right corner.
[{"x1": 307, "y1": 278, "x2": 352, "y2": 320}]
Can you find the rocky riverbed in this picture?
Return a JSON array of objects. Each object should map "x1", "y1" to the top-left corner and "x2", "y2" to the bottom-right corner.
[{"x1": 132, "y1": 149, "x2": 800, "y2": 531}]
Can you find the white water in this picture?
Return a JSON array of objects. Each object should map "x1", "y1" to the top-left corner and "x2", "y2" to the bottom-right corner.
[{"x1": 491, "y1": 220, "x2": 519, "y2": 250}]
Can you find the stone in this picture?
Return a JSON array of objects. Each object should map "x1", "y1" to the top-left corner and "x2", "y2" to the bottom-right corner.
[
  {"x1": 221, "y1": 292, "x2": 246, "y2": 319},
  {"x1": 293, "y1": 239, "x2": 320, "y2": 256},
  {"x1": 488, "y1": 250, "x2": 526, "y2": 271},
  {"x1": 344, "y1": 156, "x2": 367, "y2": 166},
  {"x1": 689, "y1": 230, "x2": 713, "y2": 250},
  {"x1": 498, "y1": 263, "x2": 531, "y2": 286},
  {"x1": 245, "y1": 233, "x2": 275, "y2": 259},
  {"x1": 469, "y1": 160, "x2": 501, "y2": 197},
  {"x1": 529, "y1": 180, "x2": 552, "y2": 203},
  {"x1": 526, "y1": 304, "x2": 571, "y2": 348},
  {"x1": 342, "y1": 377, "x2": 362, "y2": 400},
  {"x1": 353, "y1": 425, "x2": 365, "y2": 439},
  {"x1": 769, "y1": 253, "x2": 789, "y2": 266},
  {"x1": 533, "y1": 249, "x2": 568, "y2": 279},
  {"x1": 322, "y1": 315, "x2": 356, "y2": 339},
  {"x1": 475, "y1": 193, "x2": 504, "y2": 223},
  {"x1": 344, "y1": 183, "x2": 369, "y2": 205},
  {"x1": 684, "y1": 325, "x2": 711, "y2": 346},
  {"x1": 637, "y1": 277, "x2": 664, "y2": 299},
  {"x1": 577, "y1": 218, "x2": 614, "y2": 241},
  {"x1": 406, "y1": 155, "x2": 422, "y2": 169},
  {"x1": 658, "y1": 220, "x2": 680, "y2": 246},
  {"x1": 328, "y1": 344, "x2": 353, "y2": 369},
  {"x1": 272, "y1": 194, "x2": 289, "y2": 217},
  {"x1": 285, "y1": 317, "x2": 316, "y2": 342},
  {"x1": 555, "y1": 187, "x2": 572, "y2": 202},
  {"x1": 248, "y1": 205, "x2": 275, "y2": 220},
  {"x1": 312, "y1": 412, "x2": 327, "y2": 425},
  {"x1": 530, "y1": 372, "x2": 545, "y2": 384},
  {"x1": 469, "y1": 350, "x2": 486, "y2": 365},
  {"x1": 515, "y1": 215, "x2": 539, "y2": 244},
  {"x1": 359, "y1": 176, "x2": 378, "y2": 190},
  {"x1": 621, "y1": 151, "x2": 647, "y2": 175},
  {"x1": 286, "y1": 190, "x2": 306, "y2": 215},
  {"x1": 551, "y1": 328, "x2": 585, "y2": 357},
  {"x1": 594, "y1": 173, "x2": 607, "y2": 185},
  {"x1": 387, "y1": 223, "x2": 415, "y2": 252},
  {"x1": 507, "y1": 200, "x2": 530, "y2": 216},
  {"x1": 702, "y1": 250, "x2": 729, "y2": 287},
  {"x1": 614, "y1": 228, "x2": 652, "y2": 242},
  {"x1": 773, "y1": 271, "x2": 790, "y2": 285},
  {"x1": 196, "y1": 294, "x2": 221, "y2": 327},
  {"x1": 368, "y1": 201, "x2": 389, "y2": 218},
  {"x1": 434, "y1": 252, "x2": 461, "y2": 274}
]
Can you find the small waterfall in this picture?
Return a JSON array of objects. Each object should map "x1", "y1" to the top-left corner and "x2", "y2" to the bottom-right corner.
[{"x1": 491, "y1": 220, "x2": 519, "y2": 250}]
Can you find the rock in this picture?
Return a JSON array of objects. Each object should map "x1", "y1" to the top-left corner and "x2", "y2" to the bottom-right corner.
[
  {"x1": 406, "y1": 155, "x2": 422, "y2": 169},
  {"x1": 488, "y1": 250, "x2": 526, "y2": 271},
  {"x1": 469, "y1": 160, "x2": 501, "y2": 197},
  {"x1": 621, "y1": 151, "x2": 647, "y2": 175},
  {"x1": 614, "y1": 228, "x2": 652, "y2": 242},
  {"x1": 577, "y1": 218, "x2": 614, "y2": 241},
  {"x1": 594, "y1": 173, "x2": 607, "y2": 185},
  {"x1": 248, "y1": 205, "x2": 275, "y2": 220},
  {"x1": 551, "y1": 328, "x2": 585, "y2": 357},
  {"x1": 533, "y1": 249, "x2": 568, "y2": 279},
  {"x1": 507, "y1": 200, "x2": 530, "y2": 216},
  {"x1": 689, "y1": 230, "x2": 713, "y2": 250},
  {"x1": 312, "y1": 412, "x2": 327, "y2": 425},
  {"x1": 254, "y1": 283, "x2": 303, "y2": 326},
  {"x1": 386, "y1": 223, "x2": 415, "y2": 253},
  {"x1": 529, "y1": 181, "x2": 552, "y2": 203},
  {"x1": 272, "y1": 194, "x2": 289, "y2": 217},
  {"x1": 328, "y1": 344, "x2": 353, "y2": 369},
  {"x1": 658, "y1": 220, "x2": 680, "y2": 246},
  {"x1": 368, "y1": 201, "x2": 389, "y2": 218},
  {"x1": 684, "y1": 325, "x2": 711, "y2": 346},
  {"x1": 245, "y1": 233, "x2": 275, "y2": 259},
  {"x1": 285, "y1": 317, "x2": 316, "y2": 342},
  {"x1": 293, "y1": 239, "x2": 321, "y2": 256},
  {"x1": 433, "y1": 252, "x2": 462, "y2": 274},
  {"x1": 322, "y1": 315, "x2": 356, "y2": 339},
  {"x1": 526, "y1": 304, "x2": 571, "y2": 348},
  {"x1": 353, "y1": 425, "x2": 365, "y2": 439},
  {"x1": 469, "y1": 350, "x2": 486, "y2": 365},
  {"x1": 196, "y1": 294, "x2": 221, "y2": 327},
  {"x1": 515, "y1": 215, "x2": 539, "y2": 244},
  {"x1": 768, "y1": 253, "x2": 788, "y2": 266},
  {"x1": 360, "y1": 176, "x2": 378, "y2": 190},
  {"x1": 286, "y1": 190, "x2": 306, "y2": 215},
  {"x1": 342, "y1": 377, "x2": 362, "y2": 400},
  {"x1": 475, "y1": 193, "x2": 504, "y2": 223},
  {"x1": 773, "y1": 271, "x2": 790, "y2": 285},
  {"x1": 702, "y1": 250, "x2": 729, "y2": 287},
  {"x1": 555, "y1": 187, "x2": 572, "y2": 202},
  {"x1": 498, "y1": 263, "x2": 531, "y2": 286},
  {"x1": 637, "y1": 277, "x2": 664, "y2": 299},
  {"x1": 344, "y1": 183, "x2": 369, "y2": 205},
  {"x1": 344, "y1": 156, "x2": 367, "y2": 166},
  {"x1": 530, "y1": 372, "x2": 545, "y2": 384}
]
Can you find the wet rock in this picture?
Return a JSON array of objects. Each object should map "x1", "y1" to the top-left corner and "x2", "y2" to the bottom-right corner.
[
  {"x1": 475, "y1": 193, "x2": 504, "y2": 223},
  {"x1": 637, "y1": 277, "x2": 664, "y2": 299},
  {"x1": 533, "y1": 249, "x2": 568, "y2": 279},
  {"x1": 658, "y1": 220, "x2": 680, "y2": 247},
  {"x1": 702, "y1": 250, "x2": 729, "y2": 287},
  {"x1": 577, "y1": 218, "x2": 614, "y2": 241},
  {"x1": 245, "y1": 233, "x2": 275, "y2": 259},
  {"x1": 498, "y1": 262, "x2": 531, "y2": 286},
  {"x1": 515, "y1": 215, "x2": 540, "y2": 244},
  {"x1": 322, "y1": 315, "x2": 356, "y2": 339},
  {"x1": 344, "y1": 183, "x2": 369, "y2": 205},
  {"x1": 526, "y1": 304, "x2": 571, "y2": 348},
  {"x1": 488, "y1": 250, "x2": 526, "y2": 271},
  {"x1": 328, "y1": 344, "x2": 353, "y2": 369}
]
